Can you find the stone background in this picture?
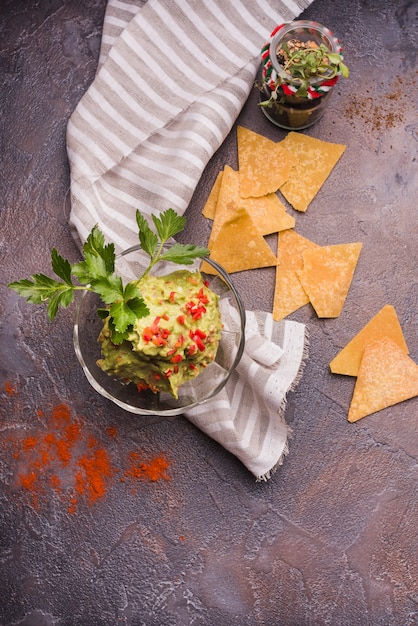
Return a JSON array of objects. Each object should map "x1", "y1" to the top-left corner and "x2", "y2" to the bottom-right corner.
[{"x1": 1, "y1": 0, "x2": 417, "y2": 624}]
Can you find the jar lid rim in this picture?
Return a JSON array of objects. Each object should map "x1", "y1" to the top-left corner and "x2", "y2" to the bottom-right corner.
[{"x1": 269, "y1": 21, "x2": 341, "y2": 86}]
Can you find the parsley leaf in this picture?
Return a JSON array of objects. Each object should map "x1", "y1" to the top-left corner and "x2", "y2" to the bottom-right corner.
[
  {"x1": 152, "y1": 208, "x2": 186, "y2": 241},
  {"x1": 136, "y1": 211, "x2": 158, "y2": 257},
  {"x1": 160, "y1": 243, "x2": 209, "y2": 265},
  {"x1": 72, "y1": 225, "x2": 115, "y2": 282},
  {"x1": 8, "y1": 274, "x2": 69, "y2": 305},
  {"x1": 84, "y1": 225, "x2": 115, "y2": 274},
  {"x1": 109, "y1": 296, "x2": 149, "y2": 334},
  {"x1": 51, "y1": 249, "x2": 73, "y2": 285},
  {"x1": 47, "y1": 288, "x2": 74, "y2": 321},
  {"x1": 91, "y1": 275, "x2": 124, "y2": 304},
  {"x1": 8, "y1": 208, "x2": 209, "y2": 341},
  {"x1": 106, "y1": 318, "x2": 129, "y2": 346}
]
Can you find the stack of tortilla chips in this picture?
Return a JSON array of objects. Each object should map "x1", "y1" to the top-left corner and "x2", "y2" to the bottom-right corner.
[
  {"x1": 203, "y1": 126, "x2": 362, "y2": 321},
  {"x1": 202, "y1": 127, "x2": 418, "y2": 423},
  {"x1": 201, "y1": 126, "x2": 298, "y2": 274},
  {"x1": 202, "y1": 127, "x2": 418, "y2": 422},
  {"x1": 330, "y1": 305, "x2": 418, "y2": 422},
  {"x1": 273, "y1": 231, "x2": 362, "y2": 320},
  {"x1": 203, "y1": 128, "x2": 347, "y2": 276}
]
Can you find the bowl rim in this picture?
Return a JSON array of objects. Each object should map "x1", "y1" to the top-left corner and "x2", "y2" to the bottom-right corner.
[{"x1": 73, "y1": 247, "x2": 246, "y2": 416}]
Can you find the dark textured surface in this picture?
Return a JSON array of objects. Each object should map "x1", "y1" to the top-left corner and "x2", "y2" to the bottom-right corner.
[{"x1": 1, "y1": 1, "x2": 417, "y2": 625}]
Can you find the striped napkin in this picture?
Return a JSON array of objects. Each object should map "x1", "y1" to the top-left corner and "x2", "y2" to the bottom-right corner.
[{"x1": 66, "y1": 0, "x2": 311, "y2": 480}]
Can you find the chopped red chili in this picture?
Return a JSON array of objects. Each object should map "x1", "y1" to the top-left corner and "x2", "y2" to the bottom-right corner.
[
  {"x1": 194, "y1": 308, "x2": 206, "y2": 320},
  {"x1": 197, "y1": 288, "x2": 209, "y2": 305},
  {"x1": 185, "y1": 301, "x2": 206, "y2": 320},
  {"x1": 143, "y1": 317, "x2": 171, "y2": 345},
  {"x1": 143, "y1": 327, "x2": 153, "y2": 342},
  {"x1": 189, "y1": 329, "x2": 207, "y2": 351},
  {"x1": 151, "y1": 317, "x2": 160, "y2": 333},
  {"x1": 195, "y1": 338, "x2": 205, "y2": 352},
  {"x1": 174, "y1": 334, "x2": 184, "y2": 348},
  {"x1": 192, "y1": 328, "x2": 206, "y2": 340}
]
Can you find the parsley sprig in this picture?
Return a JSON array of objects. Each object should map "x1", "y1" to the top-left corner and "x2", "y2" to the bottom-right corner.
[{"x1": 8, "y1": 208, "x2": 209, "y2": 344}]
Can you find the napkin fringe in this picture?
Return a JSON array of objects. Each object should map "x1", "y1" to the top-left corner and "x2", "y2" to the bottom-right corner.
[
  {"x1": 291, "y1": 325, "x2": 310, "y2": 390},
  {"x1": 256, "y1": 434, "x2": 291, "y2": 482},
  {"x1": 255, "y1": 326, "x2": 309, "y2": 482}
]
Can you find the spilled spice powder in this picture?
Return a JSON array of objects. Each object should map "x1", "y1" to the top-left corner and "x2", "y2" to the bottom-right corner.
[
  {"x1": 2, "y1": 384, "x2": 171, "y2": 513},
  {"x1": 70, "y1": 448, "x2": 114, "y2": 513},
  {"x1": 4, "y1": 380, "x2": 17, "y2": 396},
  {"x1": 124, "y1": 451, "x2": 171, "y2": 482},
  {"x1": 344, "y1": 78, "x2": 411, "y2": 132},
  {"x1": 107, "y1": 426, "x2": 117, "y2": 438}
]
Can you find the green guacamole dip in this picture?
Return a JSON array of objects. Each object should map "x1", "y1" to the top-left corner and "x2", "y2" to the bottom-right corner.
[{"x1": 97, "y1": 270, "x2": 222, "y2": 398}]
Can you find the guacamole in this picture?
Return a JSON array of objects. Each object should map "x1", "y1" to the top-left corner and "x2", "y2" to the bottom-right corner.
[{"x1": 97, "y1": 270, "x2": 222, "y2": 398}]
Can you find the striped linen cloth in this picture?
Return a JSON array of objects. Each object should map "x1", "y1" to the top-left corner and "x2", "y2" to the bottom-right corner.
[{"x1": 66, "y1": 0, "x2": 311, "y2": 480}]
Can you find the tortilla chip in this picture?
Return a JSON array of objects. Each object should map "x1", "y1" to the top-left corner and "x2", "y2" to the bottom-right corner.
[
  {"x1": 204, "y1": 207, "x2": 278, "y2": 274},
  {"x1": 202, "y1": 170, "x2": 223, "y2": 219},
  {"x1": 330, "y1": 305, "x2": 409, "y2": 376},
  {"x1": 347, "y1": 337, "x2": 418, "y2": 423},
  {"x1": 297, "y1": 242, "x2": 362, "y2": 318},
  {"x1": 237, "y1": 126, "x2": 296, "y2": 198},
  {"x1": 206, "y1": 165, "x2": 294, "y2": 239},
  {"x1": 279, "y1": 133, "x2": 346, "y2": 212},
  {"x1": 241, "y1": 193, "x2": 295, "y2": 235},
  {"x1": 206, "y1": 165, "x2": 240, "y2": 247},
  {"x1": 273, "y1": 229, "x2": 320, "y2": 320}
]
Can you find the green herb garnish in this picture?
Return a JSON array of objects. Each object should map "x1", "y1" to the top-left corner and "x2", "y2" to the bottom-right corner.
[
  {"x1": 8, "y1": 208, "x2": 209, "y2": 343},
  {"x1": 258, "y1": 38, "x2": 349, "y2": 108},
  {"x1": 280, "y1": 42, "x2": 349, "y2": 86}
]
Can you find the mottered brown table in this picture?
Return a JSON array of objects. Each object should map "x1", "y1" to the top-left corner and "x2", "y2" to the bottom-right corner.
[{"x1": 1, "y1": 1, "x2": 417, "y2": 624}]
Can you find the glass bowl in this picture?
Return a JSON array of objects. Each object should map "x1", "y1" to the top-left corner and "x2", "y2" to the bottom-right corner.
[{"x1": 73, "y1": 245, "x2": 246, "y2": 416}]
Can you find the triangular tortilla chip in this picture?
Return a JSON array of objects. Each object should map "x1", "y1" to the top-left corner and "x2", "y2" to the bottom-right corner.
[
  {"x1": 237, "y1": 126, "x2": 296, "y2": 198},
  {"x1": 206, "y1": 165, "x2": 240, "y2": 247},
  {"x1": 202, "y1": 170, "x2": 223, "y2": 219},
  {"x1": 279, "y1": 133, "x2": 346, "y2": 212},
  {"x1": 206, "y1": 165, "x2": 294, "y2": 240},
  {"x1": 241, "y1": 193, "x2": 295, "y2": 235},
  {"x1": 297, "y1": 242, "x2": 362, "y2": 318},
  {"x1": 330, "y1": 305, "x2": 409, "y2": 376},
  {"x1": 205, "y1": 207, "x2": 278, "y2": 274},
  {"x1": 348, "y1": 337, "x2": 418, "y2": 422},
  {"x1": 273, "y1": 229, "x2": 320, "y2": 320}
]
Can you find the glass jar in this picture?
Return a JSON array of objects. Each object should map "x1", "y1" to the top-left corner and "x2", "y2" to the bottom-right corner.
[{"x1": 258, "y1": 21, "x2": 344, "y2": 131}]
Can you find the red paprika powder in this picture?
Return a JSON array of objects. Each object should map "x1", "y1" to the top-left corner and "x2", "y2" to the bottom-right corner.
[{"x1": 2, "y1": 382, "x2": 171, "y2": 513}]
